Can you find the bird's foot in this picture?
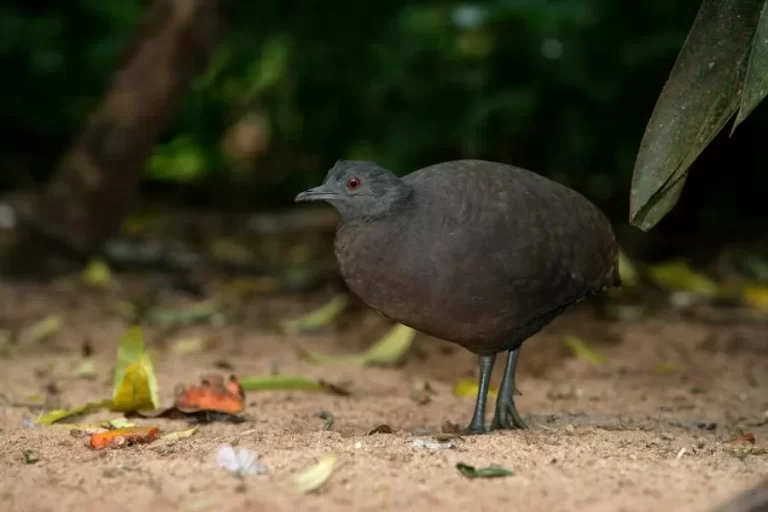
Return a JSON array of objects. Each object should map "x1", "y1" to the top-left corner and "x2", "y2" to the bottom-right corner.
[
  {"x1": 460, "y1": 421, "x2": 487, "y2": 436},
  {"x1": 489, "y1": 401, "x2": 528, "y2": 431}
]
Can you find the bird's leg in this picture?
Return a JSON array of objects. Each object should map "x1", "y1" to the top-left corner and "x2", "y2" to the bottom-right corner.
[
  {"x1": 462, "y1": 354, "x2": 496, "y2": 435},
  {"x1": 490, "y1": 348, "x2": 528, "y2": 430}
]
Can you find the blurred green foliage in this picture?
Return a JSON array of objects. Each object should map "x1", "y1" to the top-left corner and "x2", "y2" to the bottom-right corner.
[{"x1": 0, "y1": 0, "x2": 728, "y2": 217}]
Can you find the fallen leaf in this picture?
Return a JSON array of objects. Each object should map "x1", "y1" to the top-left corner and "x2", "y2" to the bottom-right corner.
[
  {"x1": 618, "y1": 249, "x2": 639, "y2": 288},
  {"x1": 103, "y1": 417, "x2": 134, "y2": 429},
  {"x1": 358, "y1": 323, "x2": 415, "y2": 365},
  {"x1": 300, "y1": 323, "x2": 415, "y2": 366},
  {"x1": 239, "y1": 375, "x2": 350, "y2": 396},
  {"x1": 217, "y1": 444, "x2": 268, "y2": 478},
  {"x1": 110, "y1": 326, "x2": 160, "y2": 412},
  {"x1": 211, "y1": 238, "x2": 253, "y2": 266},
  {"x1": 174, "y1": 374, "x2": 244, "y2": 415},
  {"x1": 647, "y1": 260, "x2": 720, "y2": 297},
  {"x1": 18, "y1": 315, "x2": 63, "y2": 345},
  {"x1": 73, "y1": 358, "x2": 97, "y2": 379},
  {"x1": 22, "y1": 450, "x2": 39, "y2": 464},
  {"x1": 89, "y1": 426, "x2": 160, "y2": 450},
  {"x1": 146, "y1": 299, "x2": 220, "y2": 327},
  {"x1": 161, "y1": 426, "x2": 199, "y2": 442},
  {"x1": 456, "y1": 462, "x2": 514, "y2": 479},
  {"x1": 81, "y1": 259, "x2": 113, "y2": 289},
  {"x1": 313, "y1": 410, "x2": 335, "y2": 430},
  {"x1": 170, "y1": 337, "x2": 211, "y2": 355},
  {"x1": 35, "y1": 400, "x2": 111, "y2": 425},
  {"x1": 368, "y1": 424, "x2": 393, "y2": 435},
  {"x1": 741, "y1": 284, "x2": 768, "y2": 310},
  {"x1": 452, "y1": 378, "x2": 498, "y2": 398},
  {"x1": 111, "y1": 300, "x2": 138, "y2": 321},
  {"x1": 563, "y1": 336, "x2": 609, "y2": 366},
  {"x1": 729, "y1": 432, "x2": 756, "y2": 444},
  {"x1": 655, "y1": 360, "x2": 684, "y2": 373},
  {"x1": 294, "y1": 453, "x2": 338, "y2": 494},
  {"x1": 279, "y1": 294, "x2": 349, "y2": 335}
]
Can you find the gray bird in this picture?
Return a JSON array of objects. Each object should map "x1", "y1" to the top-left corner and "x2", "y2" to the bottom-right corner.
[{"x1": 295, "y1": 159, "x2": 620, "y2": 434}]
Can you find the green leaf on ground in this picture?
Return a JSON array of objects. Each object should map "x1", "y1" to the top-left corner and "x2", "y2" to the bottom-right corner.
[
  {"x1": 279, "y1": 294, "x2": 349, "y2": 335},
  {"x1": 294, "y1": 453, "x2": 338, "y2": 494},
  {"x1": 300, "y1": 323, "x2": 415, "y2": 366},
  {"x1": 110, "y1": 326, "x2": 160, "y2": 412},
  {"x1": 563, "y1": 336, "x2": 608, "y2": 366},
  {"x1": 456, "y1": 462, "x2": 514, "y2": 479},
  {"x1": 36, "y1": 400, "x2": 111, "y2": 425},
  {"x1": 646, "y1": 260, "x2": 720, "y2": 297}
]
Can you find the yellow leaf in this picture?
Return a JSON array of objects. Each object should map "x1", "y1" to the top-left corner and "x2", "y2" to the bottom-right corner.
[
  {"x1": 563, "y1": 336, "x2": 608, "y2": 366},
  {"x1": 146, "y1": 299, "x2": 219, "y2": 327},
  {"x1": 161, "y1": 426, "x2": 199, "y2": 442},
  {"x1": 300, "y1": 323, "x2": 415, "y2": 366},
  {"x1": 361, "y1": 323, "x2": 415, "y2": 365},
  {"x1": 647, "y1": 260, "x2": 719, "y2": 297},
  {"x1": 294, "y1": 453, "x2": 338, "y2": 494},
  {"x1": 742, "y1": 284, "x2": 768, "y2": 310},
  {"x1": 35, "y1": 400, "x2": 111, "y2": 425},
  {"x1": 19, "y1": 315, "x2": 63, "y2": 345},
  {"x1": 110, "y1": 326, "x2": 159, "y2": 411},
  {"x1": 452, "y1": 378, "x2": 498, "y2": 398},
  {"x1": 279, "y1": 294, "x2": 349, "y2": 335},
  {"x1": 111, "y1": 300, "x2": 138, "y2": 320},
  {"x1": 103, "y1": 417, "x2": 134, "y2": 429},
  {"x1": 618, "y1": 249, "x2": 638, "y2": 288},
  {"x1": 655, "y1": 360, "x2": 684, "y2": 373},
  {"x1": 81, "y1": 259, "x2": 113, "y2": 289},
  {"x1": 73, "y1": 358, "x2": 97, "y2": 379},
  {"x1": 211, "y1": 238, "x2": 253, "y2": 265},
  {"x1": 239, "y1": 375, "x2": 349, "y2": 396},
  {"x1": 170, "y1": 337, "x2": 207, "y2": 355},
  {"x1": 240, "y1": 375, "x2": 325, "y2": 392}
]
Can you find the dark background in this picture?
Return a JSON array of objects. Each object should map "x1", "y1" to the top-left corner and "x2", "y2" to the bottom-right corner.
[{"x1": 2, "y1": 0, "x2": 766, "y2": 262}]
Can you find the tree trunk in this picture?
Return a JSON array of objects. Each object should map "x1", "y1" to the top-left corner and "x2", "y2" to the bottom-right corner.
[{"x1": 8, "y1": 0, "x2": 236, "y2": 274}]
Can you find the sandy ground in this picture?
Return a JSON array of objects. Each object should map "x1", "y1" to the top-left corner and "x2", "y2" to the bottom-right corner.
[{"x1": 1, "y1": 280, "x2": 767, "y2": 512}]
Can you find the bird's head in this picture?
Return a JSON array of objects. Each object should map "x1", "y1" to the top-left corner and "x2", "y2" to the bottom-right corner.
[{"x1": 295, "y1": 160, "x2": 414, "y2": 222}]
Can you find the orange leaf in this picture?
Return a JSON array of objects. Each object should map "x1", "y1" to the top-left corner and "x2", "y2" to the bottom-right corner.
[
  {"x1": 89, "y1": 426, "x2": 161, "y2": 450},
  {"x1": 729, "y1": 432, "x2": 756, "y2": 445},
  {"x1": 173, "y1": 373, "x2": 245, "y2": 414}
]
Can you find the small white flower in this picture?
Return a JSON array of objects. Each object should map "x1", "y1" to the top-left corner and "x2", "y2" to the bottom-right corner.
[{"x1": 217, "y1": 444, "x2": 268, "y2": 478}]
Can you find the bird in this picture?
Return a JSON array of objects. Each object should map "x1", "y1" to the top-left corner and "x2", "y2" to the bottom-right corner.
[{"x1": 295, "y1": 159, "x2": 620, "y2": 434}]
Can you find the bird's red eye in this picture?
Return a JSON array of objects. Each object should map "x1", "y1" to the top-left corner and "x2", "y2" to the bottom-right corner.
[{"x1": 346, "y1": 177, "x2": 361, "y2": 190}]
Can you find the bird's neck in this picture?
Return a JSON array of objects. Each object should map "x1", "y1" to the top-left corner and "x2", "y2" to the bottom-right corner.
[{"x1": 338, "y1": 186, "x2": 416, "y2": 224}]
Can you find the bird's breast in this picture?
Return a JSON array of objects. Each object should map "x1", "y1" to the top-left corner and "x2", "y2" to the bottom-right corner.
[{"x1": 333, "y1": 220, "x2": 518, "y2": 347}]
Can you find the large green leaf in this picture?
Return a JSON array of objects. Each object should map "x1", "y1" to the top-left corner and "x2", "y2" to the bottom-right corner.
[
  {"x1": 629, "y1": 0, "x2": 766, "y2": 231},
  {"x1": 735, "y1": 2, "x2": 768, "y2": 128}
]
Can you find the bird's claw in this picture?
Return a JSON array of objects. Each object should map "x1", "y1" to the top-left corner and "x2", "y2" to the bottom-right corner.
[{"x1": 490, "y1": 401, "x2": 528, "y2": 431}]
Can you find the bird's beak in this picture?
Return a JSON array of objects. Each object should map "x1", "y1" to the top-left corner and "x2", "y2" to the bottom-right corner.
[{"x1": 295, "y1": 184, "x2": 337, "y2": 203}]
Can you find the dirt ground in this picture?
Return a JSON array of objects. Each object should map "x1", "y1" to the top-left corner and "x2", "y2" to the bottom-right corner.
[{"x1": 1, "y1": 279, "x2": 767, "y2": 512}]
